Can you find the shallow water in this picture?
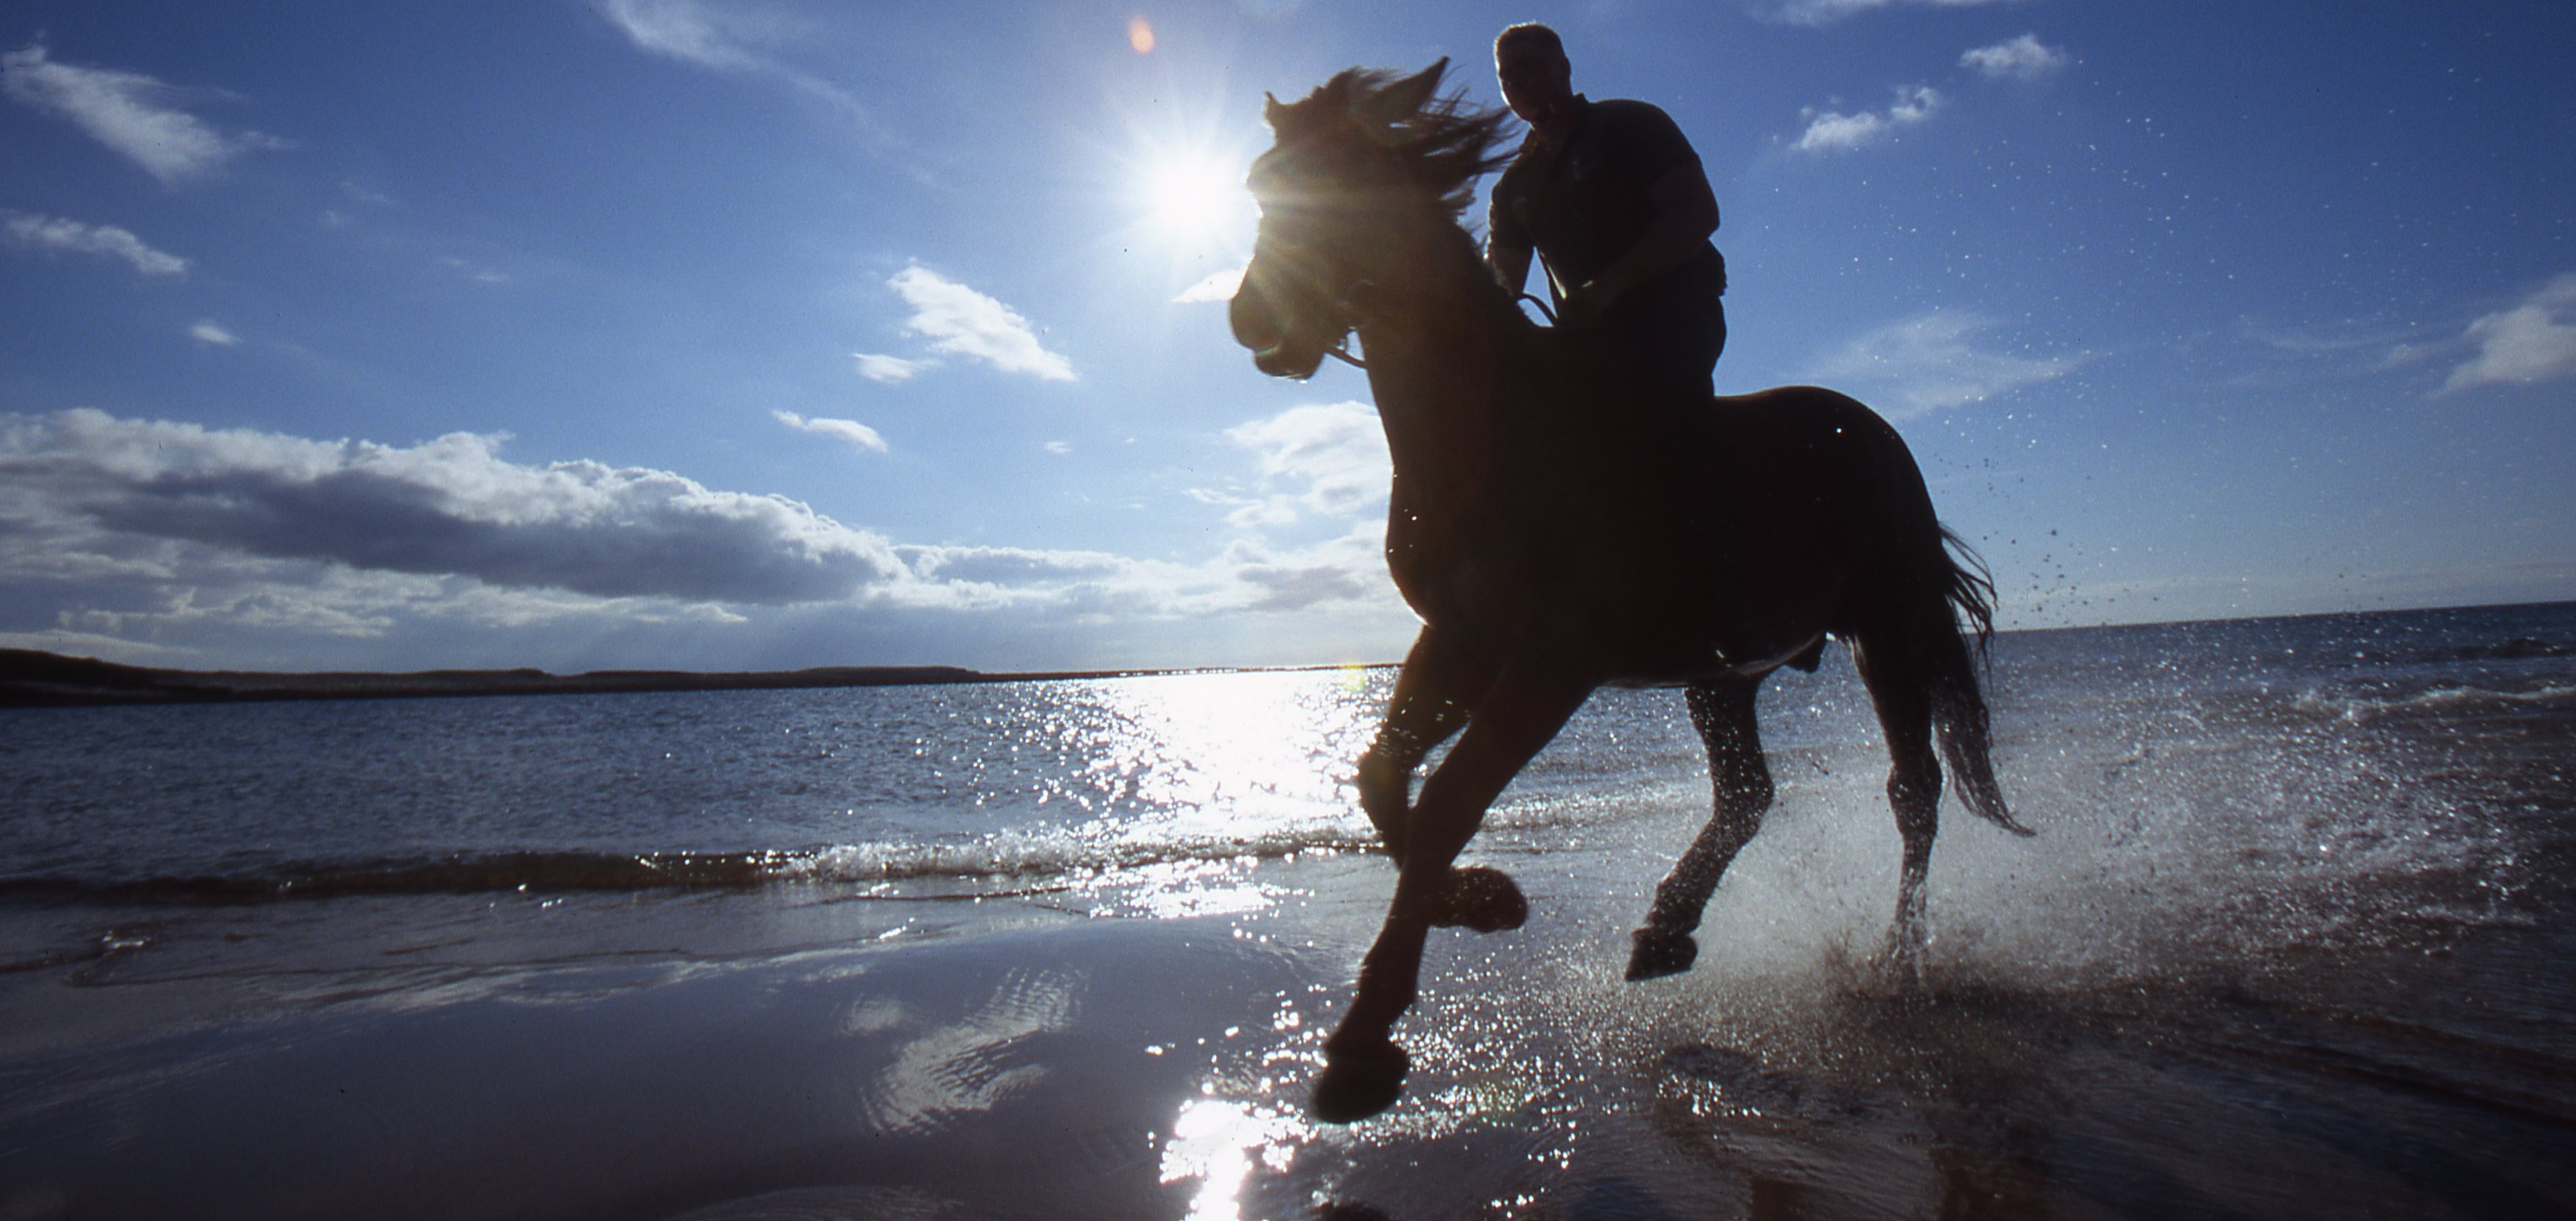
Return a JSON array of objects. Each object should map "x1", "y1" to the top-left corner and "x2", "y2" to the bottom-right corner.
[{"x1": 3, "y1": 603, "x2": 2572, "y2": 1218}]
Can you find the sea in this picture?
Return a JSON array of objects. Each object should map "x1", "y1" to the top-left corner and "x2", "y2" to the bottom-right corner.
[{"x1": 3, "y1": 602, "x2": 2572, "y2": 1220}]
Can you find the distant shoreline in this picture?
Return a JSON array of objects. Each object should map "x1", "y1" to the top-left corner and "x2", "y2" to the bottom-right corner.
[
  {"x1": 0, "y1": 648, "x2": 1388, "y2": 709},
  {"x1": 9, "y1": 598, "x2": 2568, "y2": 709}
]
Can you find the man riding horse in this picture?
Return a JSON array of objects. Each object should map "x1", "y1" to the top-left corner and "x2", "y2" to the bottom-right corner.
[
  {"x1": 1486, "y1": 23, "x2": 1727, "y2": 405},
  {"x1": 1229, "y1": 60, "x2": 2027, "y2": 1124}
]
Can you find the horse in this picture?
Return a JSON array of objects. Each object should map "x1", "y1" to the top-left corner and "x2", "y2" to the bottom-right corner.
[{"x1": 1226, "y1": 60, "x2": 2032, "y2": 1123}]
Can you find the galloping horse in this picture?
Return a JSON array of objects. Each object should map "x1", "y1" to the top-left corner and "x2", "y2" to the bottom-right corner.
[{"x1": 1227, "y1": 62, "x2": 2031, "y2": 1123}]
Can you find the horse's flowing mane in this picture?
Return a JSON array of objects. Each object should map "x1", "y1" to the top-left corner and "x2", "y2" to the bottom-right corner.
[{"x1": 1281, "y1": 65, "x2": 1519, "y2": 218}]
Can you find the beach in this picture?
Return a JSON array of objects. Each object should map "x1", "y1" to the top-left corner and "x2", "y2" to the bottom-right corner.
[{"x1": 6, "y1": 604, "x2": 2575, "y2": 1219}]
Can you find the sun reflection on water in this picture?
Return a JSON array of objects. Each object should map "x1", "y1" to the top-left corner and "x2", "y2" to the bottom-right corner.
[
  {"x1": 1159, "y1": 1095, "x2": 1314, "y2": 1221},
  {"x1": 1070, "y1": 670, "x2": 1379, "y2": 836}
]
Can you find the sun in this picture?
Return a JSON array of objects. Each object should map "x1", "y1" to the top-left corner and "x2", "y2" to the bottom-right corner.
[{"x1": 1141, "y1": 153, "x2": 1250, "y2": 247}]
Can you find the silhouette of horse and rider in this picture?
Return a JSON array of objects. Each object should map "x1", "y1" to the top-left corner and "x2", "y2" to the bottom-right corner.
[{"x1": 1227, "y1": 29, "x2": 2030, "y2": 1123}]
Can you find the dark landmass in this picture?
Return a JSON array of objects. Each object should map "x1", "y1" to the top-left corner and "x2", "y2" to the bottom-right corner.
[
  {"x1": 12, "y1": 601, "x2": 2566, "y2": 709},
  {"x1": 0, "y1": 649, "x2": 1323, "y2": 709}
]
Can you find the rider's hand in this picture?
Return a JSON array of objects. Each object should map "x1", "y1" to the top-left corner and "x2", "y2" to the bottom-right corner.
[{"x1": 1562, "y1": 278, "x2": 1618, "y2": 327}]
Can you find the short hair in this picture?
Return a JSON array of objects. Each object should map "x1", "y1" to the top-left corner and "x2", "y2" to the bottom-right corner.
[{"x1": 1494, "y1": 23, "x2": 1565, "y2": 62}]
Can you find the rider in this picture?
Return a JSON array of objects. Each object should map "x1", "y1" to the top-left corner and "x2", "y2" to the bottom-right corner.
[{"x1": 1484, "y1": 23, "x2": 1727, "y2": 402}]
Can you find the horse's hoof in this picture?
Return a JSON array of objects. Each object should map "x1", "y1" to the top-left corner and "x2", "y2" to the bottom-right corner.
[
  {"x1": 1435, "y1": 866, "x2": 1527, "y2": 932},
  {"x1": 1874, "y1": 935, "x2": 1927, "y2": 993},
  {"x1": 1625, "y1": 927, "x2": 1698, "y2": 981},
  {"x1": 1311, "y1": 1040, "x2": 1408, "y2": 1123}
]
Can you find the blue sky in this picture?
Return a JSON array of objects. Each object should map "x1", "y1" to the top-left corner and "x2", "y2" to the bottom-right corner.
[{"x1": 2, "y1": 0, "x2": 2570, "y2": 673}]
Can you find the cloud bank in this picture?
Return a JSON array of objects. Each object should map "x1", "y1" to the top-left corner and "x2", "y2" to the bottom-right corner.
[
  {"x1": 2442, "y1": 274, "x2": 2576, "y2": 394},
  {"x1": 1, "y1": 410, "x2": 912, "y2": 609},
  {"x1": 1808, "y1": 311, "x2": 2080, "y2": 416},
  {"x1": 2, "y1": 211, "x2": 188, "y2": 275},
  {"x1": 1, "y1": 45, "x2": 286, "y2": 183},
  {"x1": 0, "y1": 405, "x2": 1408, "y2": 668}
]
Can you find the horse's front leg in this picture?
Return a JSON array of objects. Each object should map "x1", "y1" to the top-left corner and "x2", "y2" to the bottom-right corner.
[
  {"x1": 1354, "y1": 626, "x2": 1492, "y2": 863},
  {"x1": 1314, "y1": 654, "x2": 1593, "y2": 1123},
  {"x1": 1353, "y1": 628, "x2": 1526, "y2": 933}
]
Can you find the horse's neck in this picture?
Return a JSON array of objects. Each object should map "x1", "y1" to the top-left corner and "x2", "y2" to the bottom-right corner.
[{"x1": 1356, "y1": 215, "x2": 1533, "y2": 477}]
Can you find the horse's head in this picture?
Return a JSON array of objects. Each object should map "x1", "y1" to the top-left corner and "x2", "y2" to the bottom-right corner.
[{"x1": 1230, "y1": 60, "x2": 1514, "y2": 380}]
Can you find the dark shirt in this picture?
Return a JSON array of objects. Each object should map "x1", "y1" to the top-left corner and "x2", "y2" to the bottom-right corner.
[{"x1": 1488, "y1": 96, "x2": 1726, "y2": 320}]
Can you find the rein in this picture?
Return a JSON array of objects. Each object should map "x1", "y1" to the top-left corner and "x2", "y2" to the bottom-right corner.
[{"x1": 1322, "y1": 293, "x2": 1557, "y2": 371}]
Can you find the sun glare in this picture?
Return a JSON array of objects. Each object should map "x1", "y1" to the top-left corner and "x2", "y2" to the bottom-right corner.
[{"x1": 1145, "y1": 155, "x2": 1248, "y2": 246}]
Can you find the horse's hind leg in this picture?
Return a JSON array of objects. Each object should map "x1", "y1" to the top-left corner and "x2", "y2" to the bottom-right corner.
[
  {"x1": 1851, "y1": 623, "x2": 1944, "y2": 978},
  {"x1": 1627, "y1": 678, "x2": 1772, "y2": 981}
]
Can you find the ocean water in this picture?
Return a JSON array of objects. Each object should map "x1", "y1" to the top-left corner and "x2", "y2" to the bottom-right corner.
[{"x1": 4, "y1": 603, "x2": 2572, "y2": 1219}]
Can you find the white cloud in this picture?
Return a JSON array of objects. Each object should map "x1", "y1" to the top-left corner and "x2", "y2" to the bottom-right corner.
[
  {"x1": 1, "y1": 211, "x2": 188, "y2": 275},
  {"x1": 597, "y1": 0, "x2": 767, "y2": 70},
  {"x1": 1, "y1": 44, "x2": 286, "y2": 183},
  {"x1": 438, "y1": 256, "x2": 510, "y2": 286},
  {"x1": 2441, "y1": 274, "x2": 2576, "y2": 394},
  {"x1": 888, "y1": 265, "x2": 1076, "y2": 382},
  {"x1": 1769, "y1": 0, "x2": 2029, "y2": 26},
  {"x1": 1043, "y1": 441, "x2": 1073, "y2": 454},
  {"x1": 1793, "y1": 87, "x2": 1940, "y2": 153},
  {"x1": 1173, "y1": 265, "x2": 1245, "y2": 304},
  {"x1": 1961, "y1": 34, "x2": 2068, "y2": 81},
  {"x1": 852, "y1": 352, "x2": 930, "y2": 383},
  {"x1": 773, "y1": 409, "x2": 889, "y2": 454},
  {"x1": 596, "y1": 0, "x2": 866, "y2": 115},
  {"x1": 1807, "y1": 311, "x2": 2080, "y2": 417},
  {"x1": 189, "y1": 321, "x2": 239, "y2": 347},
  {"x1": 1221, "y1": 402, "x2": 1389, "y2": 526}
]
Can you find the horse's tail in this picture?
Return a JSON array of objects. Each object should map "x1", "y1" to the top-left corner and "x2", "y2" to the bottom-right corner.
[{"x1": 1924, "y1": 526, "x2": 2033, "y2": 837}]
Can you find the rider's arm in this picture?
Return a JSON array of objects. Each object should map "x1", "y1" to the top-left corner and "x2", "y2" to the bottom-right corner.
[{"x1": 1565, "y1": 162, "x2": 1718, "y2": 321}]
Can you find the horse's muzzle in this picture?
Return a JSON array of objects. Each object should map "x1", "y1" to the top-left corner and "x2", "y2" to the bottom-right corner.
[
  {"x1": 1252, "y1": 342, "x2": 1325, "y2": 380},
  {"x1": 1231, "y1": 280, "x2": 1325, "y2": 379},
  {"x1": 1229, "y1": 280, "x2": 1284, "y2": 353}
]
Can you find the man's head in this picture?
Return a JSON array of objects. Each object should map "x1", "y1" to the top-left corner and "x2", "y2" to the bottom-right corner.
[{"x1": 1493, "y1": 23, "x2": 1573, "y2": 126}]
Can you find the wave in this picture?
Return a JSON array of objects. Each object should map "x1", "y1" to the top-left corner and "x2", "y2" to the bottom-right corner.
[
  {"x1": 2430, "y1": 636, "x2": 2575, "y2": 662},
  {"x1": 0, "y1": 823, "x2": 1386, "y2": 906},
  {"x1": 2294, "y1": 682, "x2": 2576, "y2": 725}
]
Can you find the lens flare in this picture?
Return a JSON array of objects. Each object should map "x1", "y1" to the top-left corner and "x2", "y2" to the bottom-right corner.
[{"x1": 1128, "y1": 15, "x2": 1155, "y2": 54}]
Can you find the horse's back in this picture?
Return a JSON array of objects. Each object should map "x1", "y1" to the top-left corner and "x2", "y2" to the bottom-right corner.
[
  {"x1": 1691, "y1": 385, "x2": 1928, "y2": 518},
  {"x1": 1671, "y1": 385, "x2": 1949, "y2": 620}
]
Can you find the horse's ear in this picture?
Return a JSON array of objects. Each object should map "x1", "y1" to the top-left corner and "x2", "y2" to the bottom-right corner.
[
  {"x1": 1263, "y1": 91, "x2": 1285, "y2": 129},
  {"x1": 1357, "y1": 57, "x2": 1448, "y2": 131}
]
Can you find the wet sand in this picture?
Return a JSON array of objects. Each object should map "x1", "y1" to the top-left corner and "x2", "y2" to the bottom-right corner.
[{"x1": 7, "y1": 833, "x2": 2575, "y2": 1220}]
